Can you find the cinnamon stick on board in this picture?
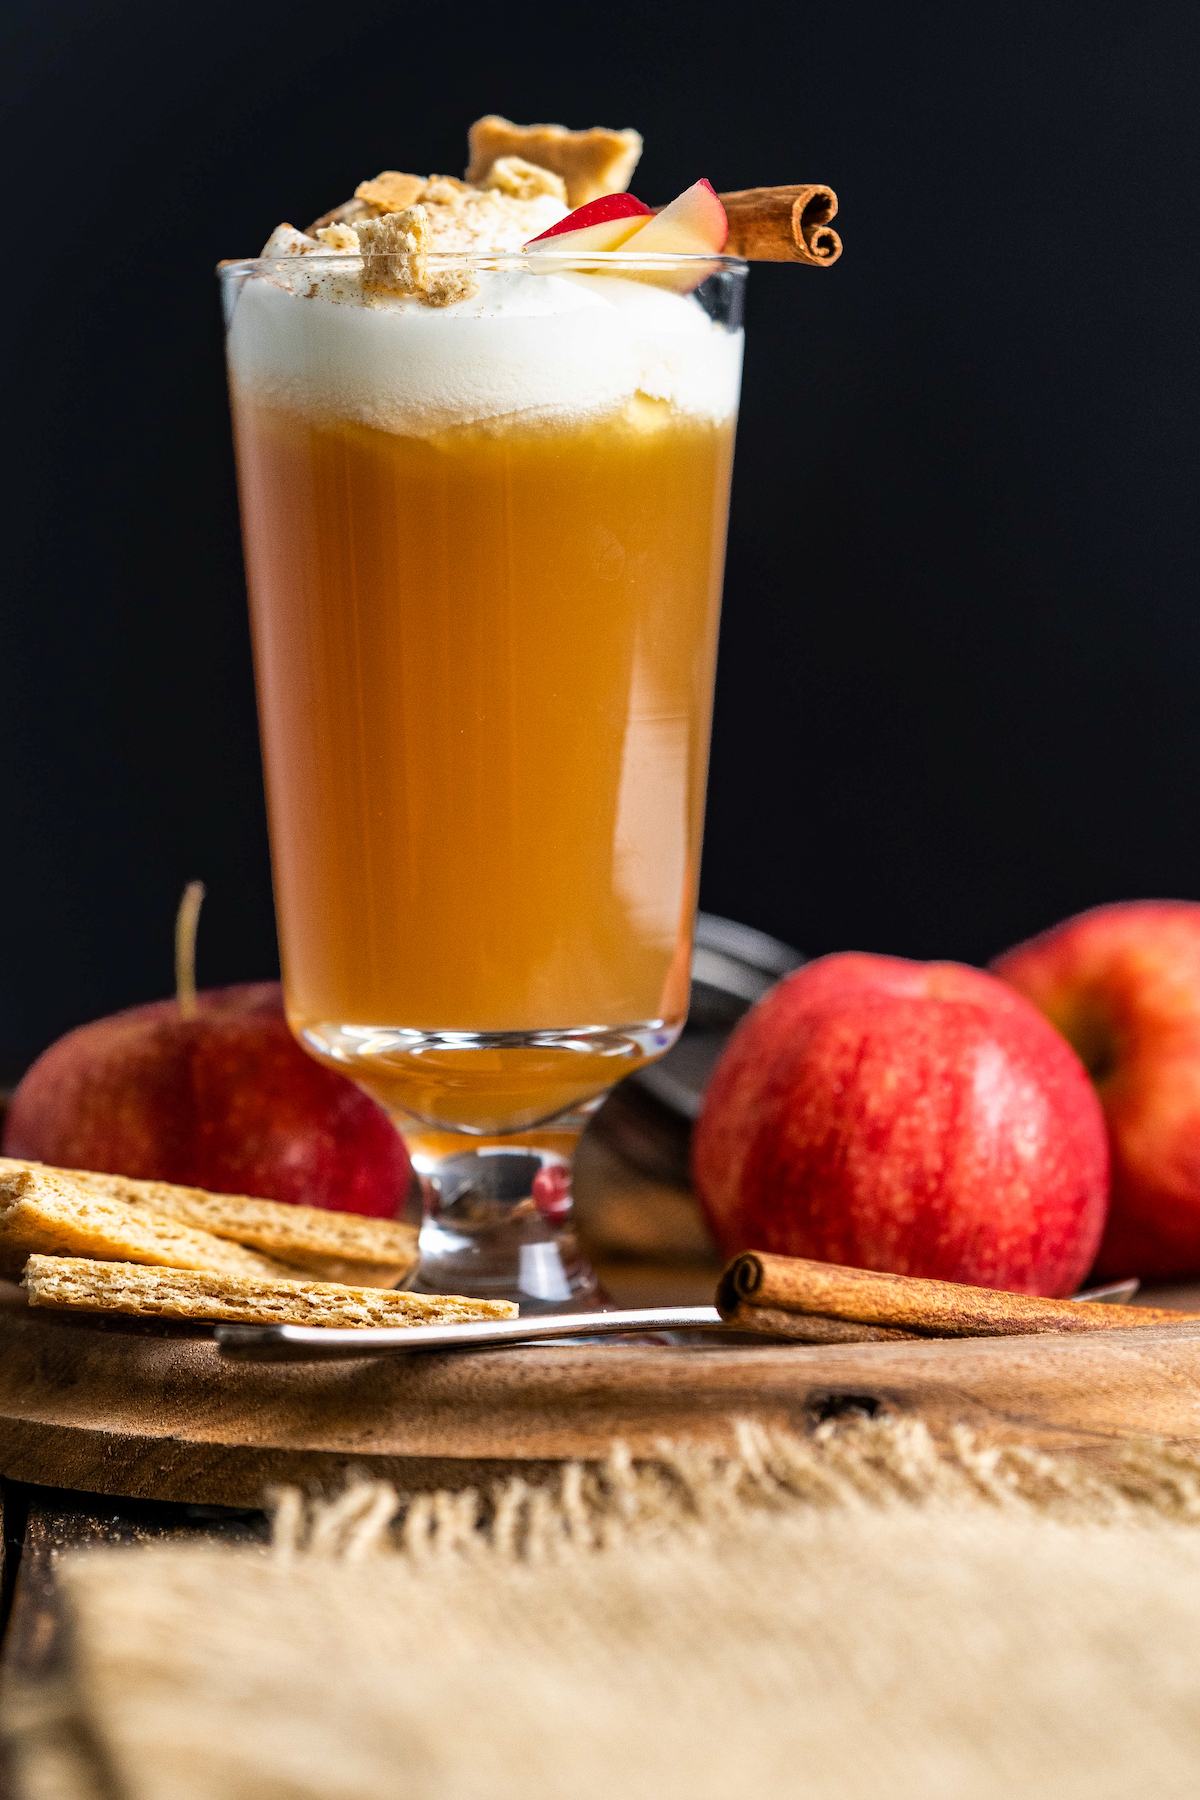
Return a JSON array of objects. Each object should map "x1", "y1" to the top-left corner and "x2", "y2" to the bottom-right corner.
[
  {"x1": 718, "y1": 186, "x2": 841, "y2": 265},
  {"x1": 717, "y1": 1251, "x2": 1200, "y2": 1340}
]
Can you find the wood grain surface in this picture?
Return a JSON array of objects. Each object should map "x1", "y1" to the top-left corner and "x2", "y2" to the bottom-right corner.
[{"x1": 4, "y1": 1283, "x2": 1200, "y2": 1506}]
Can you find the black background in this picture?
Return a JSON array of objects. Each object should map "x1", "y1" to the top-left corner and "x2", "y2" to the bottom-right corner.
[{"x1": 3, "y1": 0, "x2": 1198, "y2": 1081}]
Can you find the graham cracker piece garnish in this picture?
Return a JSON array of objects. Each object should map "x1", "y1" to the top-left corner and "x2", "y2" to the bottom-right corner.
[
  {"x1": 22, "y1": 1255, "x2": 516, "y2": 1329},
  {"x1": 465, "y1": 116, "x2": 642, "y2": 208},
  {"x1": 354, "y1": 171, "x2": 427, "y2": 214},
  {"x1": 357, "y1": 206, "x2": 430, "y2": 296},
  {"x1": 0, "y1": 1166, "x2": 298, "y2": 1282},
  {"x1": 357, "y1": 206, "x2": 480, "y2": 307},
  {"x1": 483, "y1": 156, "x2": 567, "y2": 203}
]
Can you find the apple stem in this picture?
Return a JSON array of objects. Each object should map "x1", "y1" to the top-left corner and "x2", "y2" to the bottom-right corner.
[{"x1": 175, "y1": 881, "x2": 206, "y2": 1021}]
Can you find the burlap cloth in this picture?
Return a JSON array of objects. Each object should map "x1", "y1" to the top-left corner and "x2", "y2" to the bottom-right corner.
[{"x1": 9, "y1": 1417, "x2": 1200, "y2": 1799}]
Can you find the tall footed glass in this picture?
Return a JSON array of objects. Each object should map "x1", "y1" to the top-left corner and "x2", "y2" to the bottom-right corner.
[{"x1": 222, "y1": 247, "x2": 746, "y2": 1310}]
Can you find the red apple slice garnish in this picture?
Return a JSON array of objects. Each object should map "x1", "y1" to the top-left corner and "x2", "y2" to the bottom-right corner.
[
  {"x1": 525, "y1": 192, "x2": 653, "y2": 253},
  {"x1": 527, "y1": 192, "x2": 652, "y2": 242},
  {"x1": 628, "y1": 179, "x2": 728, "y2": 255},
  {"x1": 524, "y1": 181, "x2": 729, "y2": 293}
]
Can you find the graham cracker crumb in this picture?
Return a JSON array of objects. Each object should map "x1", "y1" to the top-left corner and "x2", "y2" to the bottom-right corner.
[
  {"x1": 357, "y1": 206, "x2": 481, "y2": 307},
  {"x1": 358, "y1": 206, "x2": 430, "y2": 297},
  {"x1": 421, "y1": 176, "x2": 470, "y2": 205},
  {"x1": 484, "y1": 156, "x2": 568, "y2": 202},
  {"x1": 423, "y1": 268, "x2": 480, "y2": 307},
  {"x1": 315, "y1": 223, "x2": 360, "y2": 252},
  {"x1": 304, "y1": 159, "x2": 569, "y2": 278},
  {"x1": 420, "y1": 187, "x2": 562, "y2": 257},
  {"x1": 294, "y1": 145, "x2": 582, "y2": 305},
  {"x1": 465, "y1": 116, "x2": 643, "y2": 208},
  {"x1": 354, "y1": 171, "x2": 427, "y2": 214}
]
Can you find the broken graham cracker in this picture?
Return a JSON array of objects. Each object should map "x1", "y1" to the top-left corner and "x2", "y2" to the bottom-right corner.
[
  {"x1": 353, "y1": 170, "x2": 427, "y2": 214},
  {"x1": 356, "y1": 207, "x2": 478, "y2": 308},
  {"x1": 22, "y1": 1256, "x2": 516, "y2": 1329},
  {"x1": 0, "y1": 1159, "x2": 418, "y2": 1288},
  {"x1": 57, "y1": 1167, "x2": 418, "y2": 1289},
  {"x1": 0, "y1": 1166, "x2": 298, "y2": 1282},
  {"x1": 357, "y1": 206, "x2": 428, "y2": 294},
  {"x1": 465, "y1": 115, "x2": 642, "y2": 209}
]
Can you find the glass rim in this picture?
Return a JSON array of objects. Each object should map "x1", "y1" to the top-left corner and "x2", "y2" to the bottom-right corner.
[{"x1": 218, "y1": 250, "x2": 750, "y2": 278}]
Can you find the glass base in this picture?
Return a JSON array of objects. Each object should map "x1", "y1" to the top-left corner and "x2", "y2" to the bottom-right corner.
[
  {"x1": 298, "y1": 1019, "x2": 687, "y2": 1313},
  {"x1": 407, "y1": 1137, "x2": 602, "y2": 1313}
]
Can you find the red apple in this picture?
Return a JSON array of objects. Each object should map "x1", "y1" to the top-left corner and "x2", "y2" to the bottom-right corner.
[
  {"x1": 2, "y1": 983, "x2": 411, "y2": 1218},
  {"x1": 992, "y1": 901, "x2": 1200, "y2": 1278},
  {"x1": 692, "y1": 952, "x2": 1108, "y2": 1296},
  {"x1": 525, "y1": 192, "x2": 652, "y2": 247},
  {"x1": 624, "y1": 179, "x2": 728, "y2": 255}
]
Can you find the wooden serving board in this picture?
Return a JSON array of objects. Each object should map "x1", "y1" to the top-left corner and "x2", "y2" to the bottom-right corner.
[{"x1": 4, "y1": 1284, "x2": 1200, "y2": 1506}]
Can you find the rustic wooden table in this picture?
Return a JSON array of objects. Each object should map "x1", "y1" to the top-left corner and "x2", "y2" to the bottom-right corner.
[
  {"x1": 2, "y1": 1127, "x2": 1197, "y2": 1799},
  {"x1": 3, "y1": 1253, "x2": 1199, "y2": 1673}
]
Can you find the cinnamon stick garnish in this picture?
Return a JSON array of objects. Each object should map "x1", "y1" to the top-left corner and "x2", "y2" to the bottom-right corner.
[
  {"x1": 717, "y1": 1251, "x2": 1200, "y2": 1339},
  {"x1": 718, "y1": 185, "x2": 841, "y2": 266}
]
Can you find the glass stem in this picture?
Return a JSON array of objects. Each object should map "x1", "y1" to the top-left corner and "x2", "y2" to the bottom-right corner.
[{"x1": 395, "y1": 1107, "x2": 602, "y2": 1312}]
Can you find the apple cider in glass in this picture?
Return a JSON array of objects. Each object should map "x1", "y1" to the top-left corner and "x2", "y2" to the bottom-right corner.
[{"x1": 222, "y1": 148, "x2": 746, "y2": 1308}]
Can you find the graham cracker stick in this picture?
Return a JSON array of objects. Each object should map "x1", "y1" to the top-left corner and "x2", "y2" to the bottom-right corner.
[
  {"x1": 0, "y1": 1160, "x2": 418, "y2": 1288},
  {"x1": 717, "y1": 1251, "x2": 1200, "y2": 1338},
  {"x1": 0, "y1": 1167, "x2": 298, "y2": 1282},
  {"x1": 717, "y1": 186, "x2": 842, "y2": 265},
  {"x1": 22, "y1": 1256, "x2": 515, "y2": 1329}
]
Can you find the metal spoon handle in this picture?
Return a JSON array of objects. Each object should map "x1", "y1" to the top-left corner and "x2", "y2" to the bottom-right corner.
[{"x1": 216, "y1": 1305, "x2": 724, "y2": 1362}]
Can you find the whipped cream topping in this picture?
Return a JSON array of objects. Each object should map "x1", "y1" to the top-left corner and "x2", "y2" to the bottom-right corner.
[{"x1": 225, "y1": 265, "x2": 743, "y2": 437}]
